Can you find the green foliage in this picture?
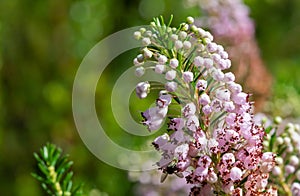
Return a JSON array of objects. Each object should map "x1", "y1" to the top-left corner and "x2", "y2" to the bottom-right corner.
[{"x1": 32, "y1": 143, "x2": 83, "y2": 196}]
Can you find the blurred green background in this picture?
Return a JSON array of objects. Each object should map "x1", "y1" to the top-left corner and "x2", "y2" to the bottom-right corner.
[{"x1": 0, "y1": 0, "x2": 299, "y2": 195}]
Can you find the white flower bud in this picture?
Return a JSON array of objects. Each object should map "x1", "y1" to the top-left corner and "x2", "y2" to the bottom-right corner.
[
  {"x1": 215, "y1": 89, "x2": 231, "y2": 102},
  {"x1": 284, "y1": 137, "x2": 291, "y2": 145},
  {"x1": 143, "y1": 48, "x2": 153, "y2": 59},
  {"x1": 186, "y1": 16, "x2": 194, "y2": 24},
  {"x1": 272, "y1": 166, "x2": 281, "y2": 176},
  {"x1": 224, "y1": 101, "x2": 235, "y2": 112},
  {"x1": 135, "y1": 67, "x2": 145, "y2": 77},
  {"x1": 133, "y1": 58, "x2": 143, "y2": 66},
  {"x1": 183, "y1": 71, "x2": 194, "y2": 83},
  {"x1": 276, "y1": 137, "x2": 283, "y2": 144},
  {"x1": 286, "y1": 122, "x2": 294, "y2": 129},
  {"x1": 203, "y1": 58, "x2": 213, "y2": 68},
  {"x1": 224, "y1": 72, "x2": 235, "y2": 82},
  {"x1": 212, "y1": 53, "x2": 221, "y2": 64},
  {"x1": 227, "y1": 82, "x2": 242, "y2": 94},
  {"x1": 217, "y1": 45, "x2": 224, "y2": 52},
  {"x1": 165, "y1": 81, "x2": 177, "y2": 92},
  {"x1": 145, "y1": 30, "x2": 152, "y2": 37},
  {"x1": 139, "y1": 27, "x2": 146, "y2": 33},
  {"x1": 207, "y1": 42, "x2": 218, "y2": 53},
  {"x1": 230, "y1": 167, "x2": 243, "y2": 181},
  {"x1": 211, "y1": 68, "x2": 224, "y2": 81},
  {"x1": 194, "y1": 56, "x2": 204, "y2": 67},
  {"x1": 204, "y1": 31, "x2": 213, "y2": 41},
  {"x1": 285, "y1": 165, "x2": 295, "y2": 175},
  {"x1": 158, "y1": 55, "x2": 168, "y2": 64},
  {"x1": 220, "y1": 51, "x2": 229, "y2": 59},
  {"x1": 169, "y1": 58, "x2": 179, "y2": 69},
  {"x1": 142, "y1": 37, "x2": 151, "y2": 46},
  {"x1": 137, "y1": 54, "x2": 144, "y2": 63},
  {"x1": 207, "y1": 171, "x2": 218, "y2": 183},
  {"x1": 275, "y1": 157, "x2": 283, "y2": 165},
  {"x1": 133, "y1": 31, "x2": 141, "y2": 40},
  {"x1": 175, "y1": 40, "x2": 183, "y2": 49},
  {"x1": 232, "y1": 92, "x2": 248, "y2": 105},
  {"x1": 171, "y1": 34, "x2": 178, "y2": 41},
  {"x1": 165, "y1": 70, "x2": 176, "y2": 80},
  {"x1": 203, "y1": 37, "x2": 212, "y2": 44},
  {"x1": 274, "y1": 116, "x2": 282, "y2": 124},
  {"x1": 218, "y1": 59, "x2": 231, "y2": 70},
  {"x1": 155, "y1": 64, "x2": 165, "y2": 74},
  {"x1": 197, "y1": 43, "x2": 205, "y2": 51},
  {"x1": 198, "y1": 28, "x2": 206, "y2": 37},
  {"x1": 179, "y1": 31, "x2": 187, "y2": 39},
  {"x1": 290, "y1": 155, "x2": 299, "y2": 166},
  {"x1": 199, "y1": 93, "x2": 210, "y2": 106},
  {"x1": 183, "y1": 40, "x2": 191, "y2": 50}
]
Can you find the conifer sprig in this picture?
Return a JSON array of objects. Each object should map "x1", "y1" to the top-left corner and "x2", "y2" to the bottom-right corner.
[{"x1": 32, "y1": 143, "x2": 83, "y2": 196}]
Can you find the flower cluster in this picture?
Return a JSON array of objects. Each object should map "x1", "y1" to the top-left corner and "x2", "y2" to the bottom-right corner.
[
  {"x1": 133, "y1": 16, "x2": 276, "y2": 195},
  {"x1": 185, "y1": 0, "x2": 272, "y2": 111},
  {"x1": 262, "y1": 116, "x2": 300, "y2": 196}
]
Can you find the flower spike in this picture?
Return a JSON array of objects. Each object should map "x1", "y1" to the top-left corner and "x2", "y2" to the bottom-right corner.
[{"x1": 133, "y1": 16, "x2": 277, "y2": 195}]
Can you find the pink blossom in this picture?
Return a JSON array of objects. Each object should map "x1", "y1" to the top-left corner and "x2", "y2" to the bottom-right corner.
[
  {"x1": 168, "y1": 118, "x2": 185, "y2": 131},
  {"x1": 182, "y1": 103, "x2": 196, "y2": 118},
  {"x1": 202, "y1": 105, "x2": 212, "y2": 115},
  {"x1": 152, "y1": 133, "x2": 170, "y2": 150},
  {"x1": 196, "y1": 79, "x2": 207, "y2": 91},
  {"x1": 186, "y1": 115, "x2": 199, "y2": 131},
  {"x1": 215, "y1": 88, "x2": 231, "y2": 101},
  {"x1": 232, "y1": 92, "x2": 248, "y2": 105}
]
